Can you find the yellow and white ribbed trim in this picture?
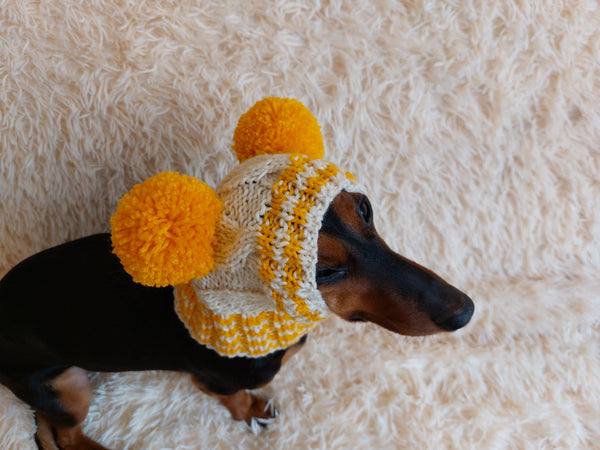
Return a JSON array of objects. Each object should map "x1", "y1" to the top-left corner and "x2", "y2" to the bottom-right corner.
[
  {"x1": 258, "y1": 154, "x2": 359, "y2": 324},
  {"x1": 174, "y1": 283, "x2": 317, "y2": 357}
]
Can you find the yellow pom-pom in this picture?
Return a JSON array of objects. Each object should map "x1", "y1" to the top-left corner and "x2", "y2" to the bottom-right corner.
[
  {"x1": 232, "y1": 97, "x2": 325, "y2": 162},
  {"x1": 110, "y1": 172, "x2": 222, "y2": 287}
]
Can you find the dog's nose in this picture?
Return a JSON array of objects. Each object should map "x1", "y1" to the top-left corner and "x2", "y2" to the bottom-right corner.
[{"x1": 435, "y1": 295, "x2": 474, "y2": 331}]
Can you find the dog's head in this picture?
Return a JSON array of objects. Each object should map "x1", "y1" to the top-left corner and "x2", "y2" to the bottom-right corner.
[
  {"x1": 317, "y1": 191, "x2": 474, "y2": 335},
  {"x1": 111, "y1": 97, "x2": 473, "y2": 359}
]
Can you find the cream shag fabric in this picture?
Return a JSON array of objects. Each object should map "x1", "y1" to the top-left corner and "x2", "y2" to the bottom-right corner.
[{"x1": 1, "y1": 0, "x2": 599, "y2": 448}]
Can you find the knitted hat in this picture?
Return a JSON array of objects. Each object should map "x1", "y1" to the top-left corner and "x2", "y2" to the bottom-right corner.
[{"x1": 111, "y1": 98, "x2": 364, "y2": 358}]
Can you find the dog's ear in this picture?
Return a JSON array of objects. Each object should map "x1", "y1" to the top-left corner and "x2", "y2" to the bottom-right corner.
[{"x1": 110, "y1": 172, "x2": 222, "y2": 287}]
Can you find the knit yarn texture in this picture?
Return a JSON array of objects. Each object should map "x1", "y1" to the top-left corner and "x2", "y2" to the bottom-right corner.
[{"x1": 174, "y1": 153, "x2": 364, "y2": 358}]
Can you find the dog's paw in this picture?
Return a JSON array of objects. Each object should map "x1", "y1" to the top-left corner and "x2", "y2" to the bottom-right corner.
[
  {"x1": 249, "y1": 415, "x2": 276, "y2": 434},
  {"x1": 242, "y1": 393, "x2": 278, "y2": 433},
  {"x1": 218, "y1": 389, "x2": 278, "y2": 430},
  {"x1": 264, "y1": 398, "x2": 279, "y2": 418}
]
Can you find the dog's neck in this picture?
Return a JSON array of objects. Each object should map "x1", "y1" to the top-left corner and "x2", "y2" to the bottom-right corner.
[{"x1": 173, "y1": 283, "x2": 321, "y2": 358}]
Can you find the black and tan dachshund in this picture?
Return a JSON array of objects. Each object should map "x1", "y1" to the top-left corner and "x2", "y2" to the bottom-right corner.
[{"x1": 0, "y1": 190, "x2": 474, "y2": 449}]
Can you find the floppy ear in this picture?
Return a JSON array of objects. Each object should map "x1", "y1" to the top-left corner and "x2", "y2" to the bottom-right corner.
[
  {"x1": 232, "y1": 97, "x2": 325, "y2": 162},
  {"x1": 110, "y1": 171, "x2": 222, "y2": 287}
]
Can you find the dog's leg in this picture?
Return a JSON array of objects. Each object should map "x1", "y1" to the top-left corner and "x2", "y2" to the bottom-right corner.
[
  {"x1": 39, "y1": 366, "x2": 108, "y2": 450},
  {"x1": 190, "y1": 340, "x2": 307, "y2": 429},
  {"x1": 191, "y1": 377, "x2": 276, "y2": 429},
  {"x1": 34, "y1": 414, "x2": 59, "y2": 450},
  {"x1": 3, "y1": 366, "x2": 108, "y2": 450}
]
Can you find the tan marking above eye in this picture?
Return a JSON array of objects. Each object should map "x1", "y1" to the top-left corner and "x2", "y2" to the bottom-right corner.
[{"x1": 317, "y1": 233, "x2": 348, "y2": 267}]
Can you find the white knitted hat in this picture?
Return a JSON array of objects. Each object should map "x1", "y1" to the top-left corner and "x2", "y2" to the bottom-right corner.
[{"x1": 111, "y1": 98, "x2": 364, "y2": 358}]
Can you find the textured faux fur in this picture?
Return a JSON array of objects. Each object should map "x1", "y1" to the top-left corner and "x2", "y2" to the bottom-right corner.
[{"x1": 1, "y1": 0, "x2": 599, "y2": 448}]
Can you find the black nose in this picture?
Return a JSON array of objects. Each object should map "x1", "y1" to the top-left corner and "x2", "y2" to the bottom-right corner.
[{"x1": 435, "y1": 296, "x2": 475, "y2": 331}]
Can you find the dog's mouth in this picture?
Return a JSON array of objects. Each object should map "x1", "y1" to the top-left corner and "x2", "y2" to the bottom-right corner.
[
  {"x1": 342, "y1": 310, "x2": 435, "y2": 336},
  {"x1": 343, "y1": 295, "x2": 474, "y2": 335}
]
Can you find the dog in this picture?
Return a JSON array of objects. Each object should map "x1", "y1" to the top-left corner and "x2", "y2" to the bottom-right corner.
[{"x1": 0, "y1": 188, "x2": 474, "y2": 450}]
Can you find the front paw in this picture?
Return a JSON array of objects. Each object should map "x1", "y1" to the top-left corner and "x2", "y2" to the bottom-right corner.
[
  {"x1": 248, "y1": 397, "x2": 279, "y2": 434},
  {"x1": 216, "y1": 390, "x2": 278, "y2": 431}
]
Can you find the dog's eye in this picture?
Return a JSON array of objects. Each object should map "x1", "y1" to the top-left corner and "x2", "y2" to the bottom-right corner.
[
  {"x1": 316, "y1": 266, "x2": 348, "y2": 284},
  {"x1": 348, "y1": 313, "x2": 366, "y2": 322},
  {"x1": 358, "y1": 196, "x2": 372, "y2": 225}
]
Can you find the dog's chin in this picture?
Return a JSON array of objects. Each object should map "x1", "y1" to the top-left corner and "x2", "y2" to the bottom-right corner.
[{"x1": 342, "y1": 311, "x2": 444, "y2": 337}]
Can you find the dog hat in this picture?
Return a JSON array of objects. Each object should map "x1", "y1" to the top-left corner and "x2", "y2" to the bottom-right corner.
[{"x1": 111, "y1": 98, "x2": 364, "y2": 358}]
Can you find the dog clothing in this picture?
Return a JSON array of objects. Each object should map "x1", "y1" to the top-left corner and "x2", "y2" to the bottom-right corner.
[{"x1": 111, "y1": 98, "x2": 364, "y2": 358}]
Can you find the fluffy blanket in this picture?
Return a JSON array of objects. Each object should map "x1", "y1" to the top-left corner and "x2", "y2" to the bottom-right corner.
[{"x1": 1, "y1": 0, "x2": 599, "y2": 448}]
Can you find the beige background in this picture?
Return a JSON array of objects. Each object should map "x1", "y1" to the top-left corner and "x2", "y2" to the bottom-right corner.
[{"x1": 1, "y1": 0, "x2": 599, "y2": 448}]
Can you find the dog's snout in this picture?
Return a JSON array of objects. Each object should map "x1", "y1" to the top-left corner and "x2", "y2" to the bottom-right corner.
[{"x1": 435, "y1": 294, "x2": 474, "y2": 331}]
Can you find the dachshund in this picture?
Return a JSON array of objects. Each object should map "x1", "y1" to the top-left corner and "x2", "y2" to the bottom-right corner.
[{"x1": 0, "y1": 190, "x2": 474, "y2": 450}]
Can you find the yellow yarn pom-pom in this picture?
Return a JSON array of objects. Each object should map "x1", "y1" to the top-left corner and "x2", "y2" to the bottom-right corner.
[
  {"x1": 232, "y1": 97, "x2": 325, "y2": 162},
  {"x1": 110, "y1": 172, "x2": 222, "y2": 287}
]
